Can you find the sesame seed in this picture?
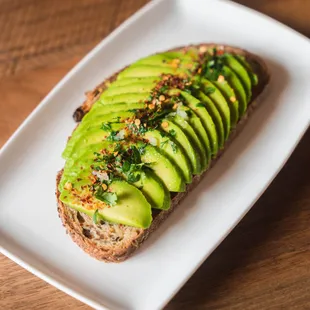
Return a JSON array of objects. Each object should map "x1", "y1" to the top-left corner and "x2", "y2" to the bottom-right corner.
[
  {"x1": 102, "y1": 184, "x2": 107, "y2": 190},
  {"x1": 230, "y1": 96, "x2": 236, "y2": 103},
  {"x1": 135, "y1": 119, "x2": 141, "y2": 126},
  {"x1": 159, "y1": 95, "x2": 166, "y2": 101}
]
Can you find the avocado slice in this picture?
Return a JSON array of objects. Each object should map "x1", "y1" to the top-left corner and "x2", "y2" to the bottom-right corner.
[
  {"x1": 132, "y1": 169, "x2": 171, "y2": 210},
  {"x1": 234, "y1": 55, "x2": 258, "y2": 87},
  {"x1": 99, "y1": 92, "x2": 149, "y2": 105},
  {"x1": 117, "y1": 65, "x2": 188, "y2": 79},
  {"x1": 175, "y1": 90, "x2": 219, "y2": 156},
  {"x1": 178, "y1": 105, "x2": 212, "y2": 165},
  {"x1": 108, "y1": 76, "x2": 160, "y2": 88},
  {"x1": 223, "y1": 55, "x2": 252, "y2": 101},
  {"x1": 141, "y1": 144, "x2": 186, "y2": 192},
  {"x1": 71, "y1": 110, "x2": 134, "y2": 143},
  {"x1": 200, "y1": 79, "x2": 231, "y2": 141},
  {"x1": 101, "y1": 81, "x2": 157, "y2": 98},
  {"x1": 160, "y1": 118, "x2": 202, "y2": 175},
  {"x1": 62, "y1": 123, "x2": 126, "y2": 159},
  {"x1": 86, "y1": 102, "x2": 145, "y2": 120},
  {"x1": 134, "y1": 54, "x2": 199, "y2": 72},
  {"x1": 196, "y1": 90, "x2": 225, "y2": 148},
  {"x1": 143, "y1": 129, "x2": 192, "y2": 184},
  {"x1": 171, "y1": 114, "x2": 208, "y2": 171},
  {"x1": 60, "y1": 180, "x2": 152, "y2": 228},
  {"x1": 221, "y1": 65, "x2": 246, "y2": 118}
]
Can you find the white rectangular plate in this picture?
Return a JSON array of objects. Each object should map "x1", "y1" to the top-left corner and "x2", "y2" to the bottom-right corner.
[{"x1": 1, "y1": 0, "x2": 310, "y2": 309}]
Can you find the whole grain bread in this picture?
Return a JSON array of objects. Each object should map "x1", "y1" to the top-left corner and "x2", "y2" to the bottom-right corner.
[{"x1": 56, "y1": 44, "x2": 270, "y2": 262}]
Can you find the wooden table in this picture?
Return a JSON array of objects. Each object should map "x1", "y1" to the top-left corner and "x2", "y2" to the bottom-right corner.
[{"x1": 0, "y1": 0, "x2": 309, "y2": 309}]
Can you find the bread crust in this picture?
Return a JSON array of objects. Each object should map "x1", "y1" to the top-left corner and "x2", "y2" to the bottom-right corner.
[{"x1": 57, "y1": 44, "x2": 270, "y2": 262}]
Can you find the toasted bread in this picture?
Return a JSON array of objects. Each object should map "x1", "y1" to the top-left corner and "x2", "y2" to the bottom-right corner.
[{"x1": 56, "y1": 44, "x2": 270, "y2": 262}]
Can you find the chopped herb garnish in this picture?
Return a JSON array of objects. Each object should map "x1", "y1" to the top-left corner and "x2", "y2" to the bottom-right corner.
[
  {"x1": 95, "y1": 187, "x2": 117, "y2": 206},
  {"x1": 100, "y1": 122, "x2": 112, "y2": 131},
  {"x1": 196, "y1": 103, "x2": 205, "y2": 107},
  {"x1": 127, "y1": 172, "x2": 141, "y2": 183},
  {"x1": 131, "y1": 146, "x2": 141, "y2": 164},
  {"x1": 169, "y1": 129, "x2": 176, "y2": 137},
  {"x1": 204, "y1": 87, "x2": 216, "y2": 95},
  {"x1": 201, "y1": 49, "x2": 226, "y2": 81},
  {"x1": 160, "y1": 139, "x2": 169, "y2": 148},
  {"x1": 122, "y1": 160, "x2": 131, "y2": 172},
  {"x1": 106, "y1": 130, "x2": 123, "y2": 141},
  {"x1": 170, "y1": 141, "x2": 178, "y2": 153}
]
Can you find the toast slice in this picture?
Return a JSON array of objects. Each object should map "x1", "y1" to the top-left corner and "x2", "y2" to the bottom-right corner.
[{"x1": 56, "y1": 44, "x2": 270, "y2": 262}]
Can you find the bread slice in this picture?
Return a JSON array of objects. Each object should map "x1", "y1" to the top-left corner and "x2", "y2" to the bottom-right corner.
[{"x1": 56, "y1": 44, "x2": 270, "y2": 262}]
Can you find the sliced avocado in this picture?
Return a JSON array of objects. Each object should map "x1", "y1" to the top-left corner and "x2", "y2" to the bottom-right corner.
[
  {"x1": 61, "y1": 144, "x2": 170, "y2": 211},
  {"x1": 109, "y1": 76, "x2": 160, "y2": 88},
  {"x1": 234, "y1": 55, "x2": 258, "y2": 86},
  {"x1": 196, "y1": 90, "x2": 225, "y2": 148},
  {"x1": 134, "y1": 54, "x2": 198, "y2": 71},
  {"x1": 160, "y1": 118, "x2": 202, "y2": 175},
  {"x1": 62, "y1": 123, "x2": 126, "y2": 159},
  {"x1": 85, "y1": 102, "x2": 145, "y2": 120},
  {"x1": 101, "y1": 81, "x2": 157, "y2": 98},
  {"x1": 99, "y1": 92, "x2": 149, "y2": 105},
  {"x1": 143, "y1": 129, "x2": 192, "y2": 183},
  {"x1": 178, "y1": 105, "x2": 212, "y2": 164},
  {"x1": 222, "y1": 65, "x2": 247, "y2": 118},
  {"x1": 200, "y1": 79, "x2": 230, "y2": 141},
  {"x1": 117, "y1": 65, "x2": 188, "y2": 79},
  {"x1": 161, "y1": 48, "x2": 200, "y2": 61},
  {"x1": 60, "y1": 180, "x2": 152, "y2": 228},
  {"x1": 72, "y1": 111, "x2": 134, "y2": 141},
  {"x1": 223, "y1": 55, "x2": 252, "y2": 101},
  {"x1": 141, "y1": 144, "x2": 185, "y2": 192},
  {"x1": 171, "y1": 114, "x2": 207, "y2": 171},
  {"x1": 132, "y1": 169, "x2": 170, "y2": 210},
  {"x1": 175, "y1": 90, "x2": 219, "y2": 156}
]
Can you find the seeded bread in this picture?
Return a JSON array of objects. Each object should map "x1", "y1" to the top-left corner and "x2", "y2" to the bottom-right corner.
[{"x1": 56, "y1": 44, "x2": 270, "y2": 262}]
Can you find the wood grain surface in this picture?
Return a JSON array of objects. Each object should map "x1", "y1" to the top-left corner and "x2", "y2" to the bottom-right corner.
[{"x1": 0, "y1": 0, "x2": 309, "y2": 309}]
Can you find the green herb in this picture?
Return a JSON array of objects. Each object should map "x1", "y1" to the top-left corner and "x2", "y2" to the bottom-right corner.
[
  {"x1": 127, "y1": 172, "x2": 141, "y2": 183},
  {"x1": 159, "y1": 85, "x2": 169, "y2": 93},
  {"x1": 95, "y1": 187, "x2": 117, "y2": 206},
  {"x1": 122, "y1": 160, "x2": 131, "y2": 172},
  {"x1": 169, "y1": 129, "x2": 176, "y2": 137},
  {"x1": 92, "y1": 209, "x2": 99, "y2": 224},
  {"x1": 196, "y1": 103, "x2": 205, "y2": 107},
  {"x1": 128, "y1": 109, "x2": 138, "y2": 113},
  {"x1": 100, "y1": 122, "x2": 112, "y2": 131},
  {"x1": 201, "y1": 49, "x2": 226, "y2": 81},
  {"x1": 159, "y1": 131, "x2": 168, "y2": 138},
  {"x1": 138, "y1": 144, "x2": 146, "y2": 155},
  {"x1": 160, "y1": 139, "x2": 169, "y2": 148},
  {"x1": 204, "y1": 87, "x2": 215, "y2": 95},
  {"x1": 106, "y1": 130, "x2": 123, "y2": 141},
  {"x1": 170, "y1": 141, "x2": 178, "y2": 153},
  {"x1": 131, "y1": 146, "x2": 141, "y2": 164}
]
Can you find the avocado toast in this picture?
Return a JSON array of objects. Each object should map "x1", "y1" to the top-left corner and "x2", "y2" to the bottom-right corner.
[{"x1": 56, "y1": 44, "x2": 269, "y2": 262}]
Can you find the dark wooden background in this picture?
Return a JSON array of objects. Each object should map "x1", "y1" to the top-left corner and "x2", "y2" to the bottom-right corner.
[{"x1": 0, "y1": 0, "x2": 309, "y2": 309}]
